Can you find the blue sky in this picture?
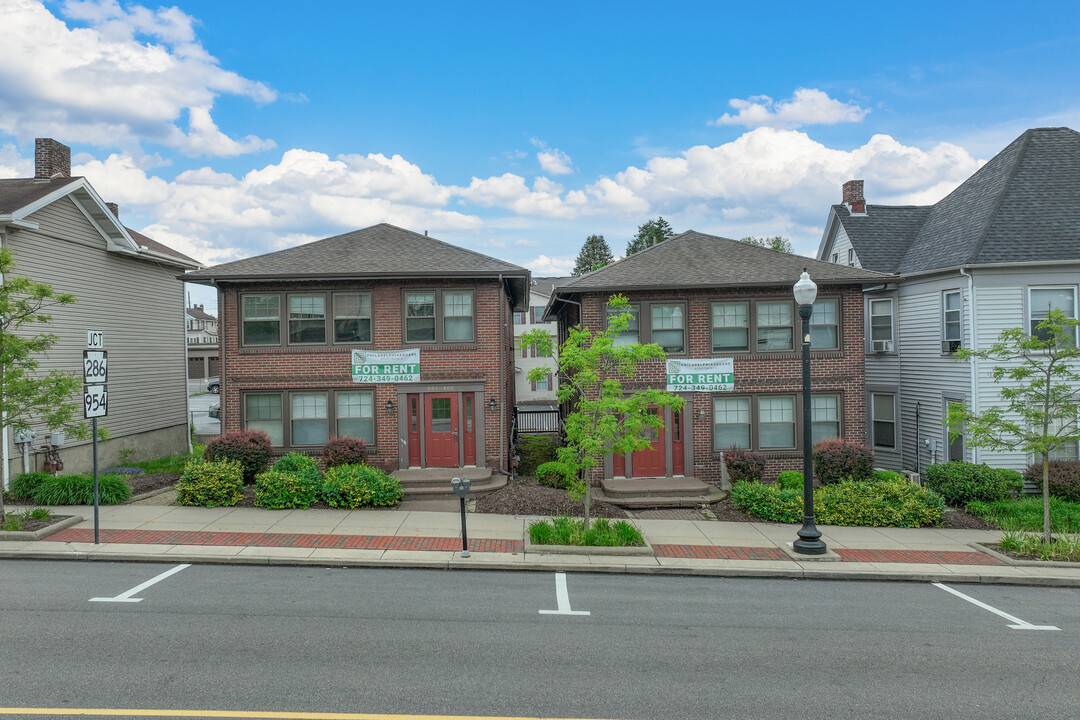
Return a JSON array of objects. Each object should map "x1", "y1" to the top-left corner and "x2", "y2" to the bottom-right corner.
[{"x1": 2, "y1": 0, "x2": 1080, "y2": 312}]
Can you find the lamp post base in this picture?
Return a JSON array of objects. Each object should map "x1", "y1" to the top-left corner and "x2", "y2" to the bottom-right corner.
[{"x1": 793, "y1": 518, "x2": 827, "y2": 555}]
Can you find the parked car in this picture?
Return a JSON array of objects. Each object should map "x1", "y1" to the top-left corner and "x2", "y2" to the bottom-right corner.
[
  {"x1": 208, "y1": 403, "x2": 220, "y2": 419},
  {"x1": 207, "y1": 380, "x2": 220, "y2": 394}
]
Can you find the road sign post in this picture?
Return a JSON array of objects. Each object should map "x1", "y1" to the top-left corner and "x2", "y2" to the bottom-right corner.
[{"x1": 83, "y1": 334, "x2": 108, "y2": 544}]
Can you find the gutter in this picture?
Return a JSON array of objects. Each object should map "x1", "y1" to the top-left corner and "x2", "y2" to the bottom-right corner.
[{"x1": 959, "y1": 267, "x2": 978, "y2": 464}]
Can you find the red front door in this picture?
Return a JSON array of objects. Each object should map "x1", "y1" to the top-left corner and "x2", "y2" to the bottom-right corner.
[
  {"x1": 425, "y1": 393, "x2": 459, "y2": 467},
  {"x1": 631, "y1": 407, "x2": 666, "y2": 477}
]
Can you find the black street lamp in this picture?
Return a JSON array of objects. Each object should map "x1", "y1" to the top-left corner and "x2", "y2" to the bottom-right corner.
[{"x1": 793, "y1": 269, "x2": 827, "y2": 555}]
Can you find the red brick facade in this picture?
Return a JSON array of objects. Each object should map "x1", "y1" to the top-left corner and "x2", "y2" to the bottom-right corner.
[
  {"x1": 217, "y1": 278, "x2": 515, "y2": 472},
  {"x1": 570, "y1": 285, "x2": 867, "y2": 482}
]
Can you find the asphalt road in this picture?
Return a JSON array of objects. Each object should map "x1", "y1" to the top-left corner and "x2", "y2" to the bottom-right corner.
[
  {"x1": 187, "y1": 391, "x2": 220, "y2": 437},
  {"x1": 2, "y1": 561, "x2": 1079, "y2": 719}
]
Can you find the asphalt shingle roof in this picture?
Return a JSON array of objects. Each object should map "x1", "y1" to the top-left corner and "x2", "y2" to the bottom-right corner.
[
  {"x1": 0, "y1": 177, "x2": 81, "y2": 214},
  {"x1": 556, "y1": 230, "x2": 890, "y2": 294},
  {"x1": 837, "y1": 127, "x2": 1080, "y2": 273}
]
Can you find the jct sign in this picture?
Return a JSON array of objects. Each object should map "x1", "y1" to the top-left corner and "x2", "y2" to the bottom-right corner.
[{"x1": 666, "y1": 357, "x2": 735, "y2": 392}]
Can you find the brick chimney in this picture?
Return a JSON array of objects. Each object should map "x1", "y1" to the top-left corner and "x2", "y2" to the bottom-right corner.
[
  {"x1": 35, "y1": 138, "x2": 71, "y2": 179},
  {"x1": 105, "y1": 202, "x2": 119, "y2": 218},
  {"x1": 842, "y1": 179, "x2": 866, "y2": 215}
]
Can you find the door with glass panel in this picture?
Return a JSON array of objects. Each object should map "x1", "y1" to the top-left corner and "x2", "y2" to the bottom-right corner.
[{"x1": 425, "y1": 393, "x2": 459, "y2": 467}]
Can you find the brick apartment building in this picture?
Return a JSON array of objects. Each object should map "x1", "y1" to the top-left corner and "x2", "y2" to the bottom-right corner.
[
  {"x1": 544, "y1": 231, "x2": 890, "y2": 482},
  {"x1": 183, "y1": 224, "x2": 530, "y2": 472}
]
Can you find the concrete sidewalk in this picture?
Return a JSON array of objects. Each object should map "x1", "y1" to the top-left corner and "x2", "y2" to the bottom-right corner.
[{"x1": 3, "y1": 503, "x2": 1080, "y2": 587}]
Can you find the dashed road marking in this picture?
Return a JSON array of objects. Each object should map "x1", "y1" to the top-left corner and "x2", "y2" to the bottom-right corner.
[
  {"x1": 933, "y1": 582, "x2": 1060, "y2": 630},
  {"x1": 89, "y1": 564, "x2": 191, "y2": 603}
]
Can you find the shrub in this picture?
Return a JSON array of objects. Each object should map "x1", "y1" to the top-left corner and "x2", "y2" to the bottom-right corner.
[
  {"x1": 729, "y1": 480, "x2": 804, "y2": 523},
  {"x1": 812, "y1": 439, "x2": 874, "y2": 483},
  {"x1": 255, "y1": 463, "x2": 322, "y2": 510},
  {"x1": 1023, "y1": 460, "x2": 1080, "y2": 502},
  {"x1": 776, "y1": 470, "x2": 803, "y2": 491},
  {"x1": 204, "y1": 431, "x2": 272, "y2": 483},
  {"x1": 528, "y1": 516, "x2": 645, "y2": 547},
  {"x1": 722, "y1": 447, "x2": 766, "y2": 483},
  {"x1": 874, "y1": 469, "x2": 907, "y2": 482},
  {"x1": 32, "y1": 474, "x2": 131, "y2": 506},
  {"x1": 925, "y1": 462, "x2": 1022, "y2": 506},
  {"x1": 322, "y1": 464, "x2": 403, "y2": 509},
  {"x1": 816, "y1": 478, "x2": 944, "y2": 528},
  {"x1": 536, "y1": 461, "x2": 573, "y2": 489},
  {"x1": 8, "y1": 472, "x2": 51, "y2": 501},
  {"x1": 322, "y1": 436, "x2": 369, "y2": 468},
  {"x1": 517, "y1": 435, "x2": 559, "y2": 476},
  {"x1": 967, "y1": 496, "x2": 1080, "y2": 533},
  {"x1": 176, "y1": 459, "x2": 243, "y2": 507}
]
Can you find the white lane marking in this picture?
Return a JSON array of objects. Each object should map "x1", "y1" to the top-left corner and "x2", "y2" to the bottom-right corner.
[
  {"x1": 933, "y1": 582, "x2": 1060, "y2": 630},
  {"x1": 539, "y1": 572, "x2": 590, "y2": 616},
  {"x1": 90, "y1": 564, "x2": 191, "y2": 603}
]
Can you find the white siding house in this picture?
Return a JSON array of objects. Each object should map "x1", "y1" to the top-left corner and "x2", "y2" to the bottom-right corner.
[
  {"x1": 513, "y1": 277, "x2": 566, "y2": 407},
  {"x1": 818, "y1": 128, "x2": 1080, "y2": 473}
]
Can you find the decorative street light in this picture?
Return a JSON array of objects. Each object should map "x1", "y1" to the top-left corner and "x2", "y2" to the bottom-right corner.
[{"x1": 793, "y1": 269, "x2": 827, "y2": 555}]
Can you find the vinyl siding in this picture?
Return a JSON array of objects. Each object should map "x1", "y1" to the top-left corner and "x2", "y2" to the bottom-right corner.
[
  {"x1": 4, "y1": 196, "x2": 188, "y2": 457},
  {"x1": 826, "y1": 224, "x2": 859, "y2": 268}
]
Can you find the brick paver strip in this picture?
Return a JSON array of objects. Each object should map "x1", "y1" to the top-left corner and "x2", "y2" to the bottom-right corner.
[
  {"x1": 45, "y1": 528, "x2": 525, "y2": 554},
  {"x1": 653, "y1": 544, "x2": 790, "y2": 561},
  {"x1": 836, "y1": 548, "x2": 1005, "y2": 565}
]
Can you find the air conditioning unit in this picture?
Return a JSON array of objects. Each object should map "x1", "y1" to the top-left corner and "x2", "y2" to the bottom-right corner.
[
  {"x1": 942, "y1": 339, "x2": 961, "y2": 354},
  {"x1": 871, "y1": 339, "x2": 893, "y2": 353}
]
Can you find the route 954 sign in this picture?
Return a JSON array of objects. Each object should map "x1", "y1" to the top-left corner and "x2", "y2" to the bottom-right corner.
[{"x1": 83, "y1": 384, "x2": 108, "y2": 418}]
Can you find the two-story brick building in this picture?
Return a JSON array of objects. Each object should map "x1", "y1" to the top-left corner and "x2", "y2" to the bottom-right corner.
[
  {"x1": 544, "y1": 231, "x2": 890, "y2": 482},
  {"x1": 183, "y1": 224, "x2": 530, "y2": 473}
]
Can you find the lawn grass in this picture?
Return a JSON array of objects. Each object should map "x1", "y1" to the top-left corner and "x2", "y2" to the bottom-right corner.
[
  {"x1": 966, "y1": 496, "x2": 1080, "y2": 533},
  {"x1": 132, "y1": 451, "x2": 199, "y2": 475},
  {"x1": 528, "y1": 516, "x2": 645, "y2": 547}
]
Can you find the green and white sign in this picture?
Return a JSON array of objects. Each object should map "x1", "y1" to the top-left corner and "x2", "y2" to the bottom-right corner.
[
  {"x1": 351, "y1": 348, "x2": 420, "y2": 383},
  {"x1": 666, "y1": 357, "x2": 734, "y2": 392}
]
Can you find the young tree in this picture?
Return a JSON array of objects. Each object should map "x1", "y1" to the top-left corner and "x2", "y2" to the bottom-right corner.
[
  {"x1": 739, "y1": 235, "x2": 794, "y2": 253},
  {"x1": 947, "y1": 309, "x2": 1080, "y2": 543},
  {"x1": 626, "y1": 217, "x2": 675, "y2": 256},
  {"x1": 0, "y1": 248, "x2": 85, "y2": 522},
  {"x1": 572, "y1": 234, "x2": 614, "y2": 276},
  {"x1": 521, "y1": 294, "x2": 684, "y2": 528}
]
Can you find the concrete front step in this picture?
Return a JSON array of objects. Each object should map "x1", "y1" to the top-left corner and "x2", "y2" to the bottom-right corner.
[
  {"x1": 596, "y1": 477, "x2": 725, "y2": 509},
  {"x1": 594, "y1": 489, "x2": 726, "y2": 509},
  {"x1": 400, "y1": 473, "x2": 507, "y2": 497}
]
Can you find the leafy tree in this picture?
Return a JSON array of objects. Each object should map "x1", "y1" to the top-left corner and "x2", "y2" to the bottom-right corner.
[
  {"x1": 0, "y1": 248, "x2": 85, "y2": 523},
  {"x1": 947, "y1": 309, "x2": 1080, "y2": 543},
  {"x1": 521, "y1": 294, "x2": 684, "y2": 528},
  {"x1": 739, "y1": 235, "x2": 794, "y2": 253},
  {"x1": 572, "y1": 234, "x2": 614, "y2": 276},
  {"x1": 626, "y1": 217, "x2": 675, "y2": 256}
]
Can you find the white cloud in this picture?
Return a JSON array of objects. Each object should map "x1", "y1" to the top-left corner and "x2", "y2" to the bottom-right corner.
[
  {"x1": 538, "y1": 148, "x2": 574, "y2": 175},
  {"x1": 0, "y1": 143, "x2": 32, "y2": 177},
  {"x1": 712, "y1": 88, "x2": 870, "y2": 129},
  {"x1": 454, "y1": 173, "x2": 580, "y2": 218},
  {"x1": 525, "y1": 254, "x2": 575, "y2": 276},
  {"x1": 0, "y1": 0, "x2": 275, "y2": 156}
]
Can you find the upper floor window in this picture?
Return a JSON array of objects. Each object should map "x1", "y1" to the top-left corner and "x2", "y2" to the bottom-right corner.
[
  {"x1": 871, "y1": 393, "x2": 896, "y2": 449},
  {"x1": 712, "y1": 302, "x2": 748, "y2": 352},
  {"x1": 847, "y1": 249, "x2": 855, "y2": 267},
  {"x1": 651, "y1": 304, "x2": 685, "y2": 353},
  {"x1": 243, "y1": 295, "x2": 280, "y2": 345},
  {"x1": 869, "y1": 298, "x2": 894, "y2": 350},
  {"x1": 513, "y1": 311, "x2": 526, "y2": 324},
  {"x1": 334, "y1": 292, "x2": 372, "y2": 343},
  {"x1": 606, "y1": 304, "x2": 640, "y2": 346},
  {"x1": 810, "y1": 299, "x2": 839, "y2": 350},
  {"x1": 943, "y1": 290, "x2": 962, "y2": 348},
  {"x1": 831, "y1": 252, "x2": 839, "y2": 264},
  {"x1": 289, "y1": 294, "x2": 326, "y2": 344},
  {"x1": 1029, "y1": 287, "x2": 1077, "y2": 344},
  {"x1": 757, "y1": 301, "x2": 793, "y2": 351},
  {"x1": 405, "y1": 289, "x2": 476, "y2": 344}
]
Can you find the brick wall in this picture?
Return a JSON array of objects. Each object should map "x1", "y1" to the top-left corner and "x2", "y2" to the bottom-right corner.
[
  {"x1": 219, "y1": 278, "x2": 512, "y2": 472},
  {"x1": 573, "y1": 285, "x2": 867, "y2": 481}
]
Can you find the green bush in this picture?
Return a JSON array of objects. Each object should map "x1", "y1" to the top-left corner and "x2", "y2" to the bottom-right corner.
[
  {"x1": 776, "y1": 470, "x2": 803, "y2": 490},
  {"x1": 8, "y1": 472, "x2": 51, "y2": 501},
  {"x1": 204, "y1": 430, "x2": 273, "y2": 483},
  {"x1": 176, "y1": 459, "x2": 244, "y2": 507},
  {"x1": 321, "y1": 464, "x2": 403, "y2": 509},
  {"x1": 729, "y1": 480, "x2": 804, "y2": 523},
  {"x1": 528, "y1": 516, "x2": 645, "y2": 547},
  {"x1": 254, "y1": 467, "x2": 322, "y2": 510},
  {"x1": 925, "y1": 462, "x2": 1021, "y2": 506},
  {"x1": 536, "y1": 461, "x2": 573, "y2": 488},
  {"x1": 874, "y1": 469, "x2": 907, "y2": 482},
  {"x1": 31, "y1": 474, "x2": 131, "y2": 505},
  {"x1": 816, "y1": 478, "x2": 945, "y2": 528},
  {"x1": 322, "y1": 436, "x2": 369, "y2": 468},
  {"x1": 272, "y1": 452, "x2": 323, "y2": 481},
  {"x1": 722, "y1": 447, "x2": 766, "y2": 483},
  {"x1": 517, "y1": 435, "x2": 558, "y2": 476},
  {"x1": 812, "y1": 439, "x2": 874, "y2": 483},
  {"x1": 1023, "y1": 460, "x2": 1080, "y2": 502}
]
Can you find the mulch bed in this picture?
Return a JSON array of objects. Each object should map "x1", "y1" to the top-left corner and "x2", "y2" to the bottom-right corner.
[
  {"x1": 127, "y1": 472, "x2": 182, "y2": 496},
  {"x1": 1, "y1": 515, "x2": 73, "y2": 534},
  {"x1": 706, "y1": 494, "x2": 995, "y2": 529}
]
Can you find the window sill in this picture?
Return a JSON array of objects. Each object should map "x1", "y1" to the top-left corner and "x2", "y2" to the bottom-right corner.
[
  {"x1": 240, "y1": 344, "x2": 374, "y2": 354},
  {"x1": 403, "y1": 343, "x2": 480, "y2": 351}
]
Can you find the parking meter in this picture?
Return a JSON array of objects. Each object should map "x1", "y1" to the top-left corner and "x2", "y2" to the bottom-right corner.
[{"x1": 451, "y1": 477, "x2": 471, "y2": 557}]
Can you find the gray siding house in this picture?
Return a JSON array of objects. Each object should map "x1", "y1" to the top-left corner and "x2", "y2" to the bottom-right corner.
[
  {"x1": 818, "y1": 127, "x2": 1080, "y2": 473},
  {"x1": 0, "y1": 139, "x2": 200, "y2": 485}
]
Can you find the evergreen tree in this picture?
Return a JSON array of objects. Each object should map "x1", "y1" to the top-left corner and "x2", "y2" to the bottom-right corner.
[
  {"x1": 739, "y1": 235, "x2": 794, "y2": 253},
  {"x1": 572, "y1": 234, "x2": 614, "y2": 276},
  {"x1": 626, "y1": 217, "x2": 675, "y2": 256}
]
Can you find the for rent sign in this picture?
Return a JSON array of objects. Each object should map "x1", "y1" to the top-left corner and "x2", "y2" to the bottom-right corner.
[
  {"x1": 666, "y1": 357, "x2": 735, "y2": 392},
  {"x1": 351, "y1": 348, "x2": 421, "y2": 383}
]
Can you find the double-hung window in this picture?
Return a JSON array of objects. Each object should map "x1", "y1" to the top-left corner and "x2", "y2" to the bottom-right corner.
[
  {"x1": 713, "y1": 397, "x2": 750, "y2": 450},
  {"x1": 810, "y1": 299, "x2": 839, "y2": 350},
  {"x1": 712, "y1": 302, "x2": 749, "y2": 352},
  {"x1": 245, "y1": 391, "x2": 376, "y2": 448},
  {"x1": 758, "y1": 396, "x2": 796, "y2": 449},
  {"x1": 291, "y1": 392, "x2": 329, "y2": 445},
  {"x1": 336, "y1": 391, "x2": 374, "y2": 444},
  {"x1": 443, "y1": 291, "x2": 475, "y2": 342},
  {"x1": 871, "y1": 393, "x2": 896, "y2": 449},
  {"x1": 405, "y1": 292, "x2": 436, "y2": 342},
  {"x1": 606, "y1": 304, "x2": 640, "y2": 346},
  {"x1": 757, "y1": 301, "x2": 794, "y2": 351},
  {"x1": 869, "y1": 298, "x2": 894, "y2": 348},
  {"x1": 651, "y1": 304, "x2": 685, "y2": 353},
  {"x1": 943, "y1": 290, "x2": 962, "y2": 351},
  {"x1": 289, "y1": 294, "x2": 326, "y2": 344},
  {"x1": 244, "y1": 393, "x2": 284, "y2": 446},
  {"x1": 405, "y1": 289, "x2": 475, "y2": 344},
  {"x1": 243, "y1": 295, "x2": 280, "y2": 345},
  {"x1": 811, "y1": 395, "x2": 841, "y2": 445},
  {"x1": 334, "y1": 293, "x2": 372, "y2": 343},
  {"x1": 1029, "y1": 287, "x2": 1077, "y2": 345}
]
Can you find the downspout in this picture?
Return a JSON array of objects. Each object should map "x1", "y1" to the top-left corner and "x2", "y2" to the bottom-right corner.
[
  {"x1": 960, "y1": 267, "x2": 978, "y2": 464},
  {"x1": 183, "y1": 282, "x2": 193, "y2": 454}
]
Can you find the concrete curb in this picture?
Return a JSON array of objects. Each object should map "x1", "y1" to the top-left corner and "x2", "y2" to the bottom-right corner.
[
  {"x1": 0, "y1": 514, "x2": 84, "y2": 542},
  {"x1": 971, "y1": 541, "x2": 1080, "y2": 568}
]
